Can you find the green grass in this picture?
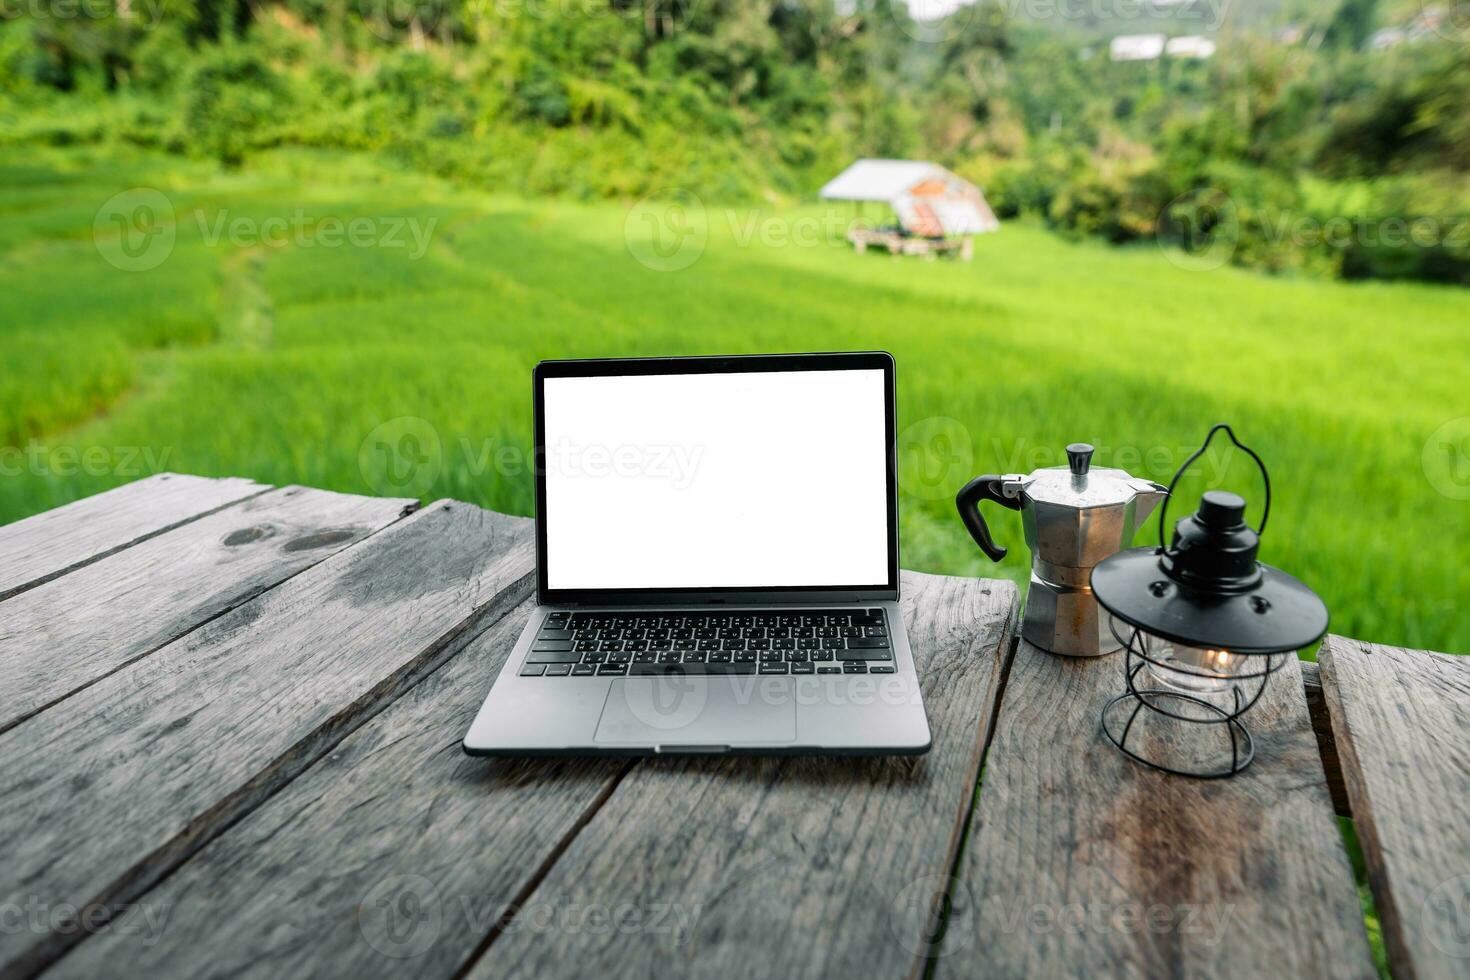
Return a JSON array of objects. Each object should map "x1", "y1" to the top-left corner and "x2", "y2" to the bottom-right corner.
[{"x1": 2, "y1": 144, "x2": 1467, "y2": 654}]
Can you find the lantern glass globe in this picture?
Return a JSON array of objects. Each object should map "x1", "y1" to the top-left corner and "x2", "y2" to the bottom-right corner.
[{"x1": 1146, "y1": 636, "x2": 1241, "y2": 694}]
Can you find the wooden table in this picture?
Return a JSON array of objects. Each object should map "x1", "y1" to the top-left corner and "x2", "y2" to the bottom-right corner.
[{"x1": 1, "y1": 475, "x2": 1465, "y2": 980}]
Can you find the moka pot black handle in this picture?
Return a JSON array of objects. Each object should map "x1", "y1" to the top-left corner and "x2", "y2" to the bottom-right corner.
[{"x1": 956, "y1": 475, "x2": 1022, "y2": 562}]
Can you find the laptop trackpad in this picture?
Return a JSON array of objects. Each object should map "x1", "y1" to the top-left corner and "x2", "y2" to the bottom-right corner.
[{"x1": 595, "y1": 676, "x2": 796, "y2": 748}]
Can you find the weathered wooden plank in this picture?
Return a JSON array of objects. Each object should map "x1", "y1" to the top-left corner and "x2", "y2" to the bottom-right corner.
[
  {"x1": 1299, "y1": 660, "x2": 1351, "y2": 818},
  {"x1": 464, "y1": 572, "x2": 1018, "y2": 980},
  {"x1": 0, "y1": 502, "x2": 536, "y2": 979},
  {"x1": 938, "y1": 641, "x2": 1375, "y2": 980},
  {"x1": 0, "y1": 485, "x2": 415, "y2": 734},
  {"x1": 51, "y1": 598, "x2": 629, "y2": 980},
  {"x1": 1319, "y1": 636, "x2": 1470, "y2": 980},
  {"x1": 0, "y1": 473, "x2": 268, "y2": 602}
]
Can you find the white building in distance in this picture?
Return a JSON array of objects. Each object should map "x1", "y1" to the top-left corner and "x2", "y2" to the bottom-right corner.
[
  {"x1": 1109, "y1": 33, "x2": 1216, "y2": 61},
  {"x1": 1165, "y1": 35, "x2": 1217, "y2": 58},
  {"x1": 1110, "y1": 34, "x2": 1167, "y2": 61}
]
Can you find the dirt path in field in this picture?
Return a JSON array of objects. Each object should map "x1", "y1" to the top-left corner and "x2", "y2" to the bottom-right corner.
[{"x1": 218, "y1": 247, "x2": 274, "y2": 350}]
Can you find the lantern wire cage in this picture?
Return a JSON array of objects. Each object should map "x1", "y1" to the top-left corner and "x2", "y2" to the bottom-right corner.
[{"x1": 1100, "y1": 619, "x2": 1289, "y2": 779}]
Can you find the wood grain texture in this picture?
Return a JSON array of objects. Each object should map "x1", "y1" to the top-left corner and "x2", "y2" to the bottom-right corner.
[
  {"x1": 51, "y1": 597, "x2": 628, "y2": 980},
  {"x1": 0, "y1": 502, "x2": 536, "y2": 979},
  {"x1": 465, "y1": 572, "x2": 1018, "y2": 980},
  {"x1": 0, "y1": 473, "x2": 268, "y2": 602},
  {"x1": 1319, "y1": 636, "x2": 1470, "y2": 980},
  {"x1": 938, "y1": 641, "x2": 1375, "y2": 980},
  {"x1": 1298, "y1": 661, "x2": 1350, "y2": 818},
  {"x1": 0, "y1": 485, "x2": 415, "y2": 734}
]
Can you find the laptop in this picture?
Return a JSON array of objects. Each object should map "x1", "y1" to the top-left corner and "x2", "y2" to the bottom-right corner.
[{"x1": 462, "y1": 352, "x2": 930, "y2": 756}]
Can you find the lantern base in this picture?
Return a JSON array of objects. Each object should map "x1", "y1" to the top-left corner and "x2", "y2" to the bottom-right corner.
[{"x1": 1100, "y1": 689, "x2": 1256, "y2": 779}]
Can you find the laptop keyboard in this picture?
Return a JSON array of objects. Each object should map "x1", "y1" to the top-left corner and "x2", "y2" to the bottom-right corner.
[{"x1": 518, "y1": 609, "x2": 893, "y2": 677}]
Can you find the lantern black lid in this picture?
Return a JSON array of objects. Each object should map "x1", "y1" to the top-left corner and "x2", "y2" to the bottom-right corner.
[{"x1": 1091, "y1": 490, "x2": 1329, "y2": 655}]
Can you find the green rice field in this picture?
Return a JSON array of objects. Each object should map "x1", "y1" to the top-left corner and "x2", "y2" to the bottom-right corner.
[{"x1": 2, "y1": 144, "x2": 1467, "y2": 654}]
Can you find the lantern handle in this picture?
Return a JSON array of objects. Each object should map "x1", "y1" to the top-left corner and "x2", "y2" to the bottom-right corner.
[{"x1": 1156, "y1": 423, "x2": 1272, "y2": 550}]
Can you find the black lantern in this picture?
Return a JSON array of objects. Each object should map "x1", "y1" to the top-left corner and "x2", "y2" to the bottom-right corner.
[{"x1": 1090, "y1": 424, "x2": 1328, "y2": 778}]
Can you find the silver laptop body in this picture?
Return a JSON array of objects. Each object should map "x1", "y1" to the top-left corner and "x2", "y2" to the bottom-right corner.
[{"x1": 463, "y1": 352, "x2": 930, "y2": 756}]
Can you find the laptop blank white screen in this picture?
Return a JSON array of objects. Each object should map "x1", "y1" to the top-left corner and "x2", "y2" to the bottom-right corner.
[{"x1": 542, "y1": 368, "x2": 890, "y2": 591}]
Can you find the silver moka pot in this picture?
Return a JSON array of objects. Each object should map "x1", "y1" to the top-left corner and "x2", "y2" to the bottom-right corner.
[{"x1": 956, "y1": 443, "x2": 1167, "y2": 656}]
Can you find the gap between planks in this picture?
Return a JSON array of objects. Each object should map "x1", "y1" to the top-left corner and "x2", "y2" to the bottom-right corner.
[
  {"x1": 12, "y1": 582, "x2": 532, "y2": 979},
  {"x1": 0, "y1": 490, "x2": 423, "y2": 734},
  {"x1": 0, "y1": 474, "x2": 274, "y2": 604},
  {"x1": 1300, "y1": 660, "x2": 1351, "y2": 819},
  {"x1": 0, "y1": 502, "x2": 537, "y2": 979},
  {"x1": 920, "y1": 625, "x2": 1022, "y2": 980},
  {"x1": 1318, "y1": 636, "x2": 1470, "y2": 980},
  {"x1": 454, "y1": 574, "x2": 1020, "y2": 980},
  {"x1": 448, "y1": 759, "x2": 640, "y2": 980},
  {"x1": 933, "y1": 637, "x2": 1375, "y2": 980},
  {"x1": 917, "y1": 646, "x2": 1356, "y2": 980}
]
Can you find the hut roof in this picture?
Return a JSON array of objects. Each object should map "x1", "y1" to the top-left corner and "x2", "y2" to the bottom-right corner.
[{"x1": 820, "y1": 159, "x2": 999, "y2": 237}]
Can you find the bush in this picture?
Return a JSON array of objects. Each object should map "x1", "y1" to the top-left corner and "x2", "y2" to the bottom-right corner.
[
  {"x1": 1048, "y1": 160, "x2": 1170, "y2": 245},
  {"x1": 129, "y1": 23, "x2": 193, "y2": 93},
  {"x1": 0, "y1": 22, "x2": 33, "y2": 98},
  {"x1": 1198, "y1": 162, "x2": 1319, "y2": 275},
  {"x1": 368, "y1": 50, "x2": 458, "y2": 116},
  {"x1": 514, "y1": 62, "x2": 572, "y2": 127},
  {"x1": 1340, "y1": 174, "x2": 1470, "y2": 286},
  {"x1": 177, "y1": 45, "x2": 288, "y2": 166},
  {"x1": 980, "y1": 159, "x2": 1056, "y2": 219}
]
